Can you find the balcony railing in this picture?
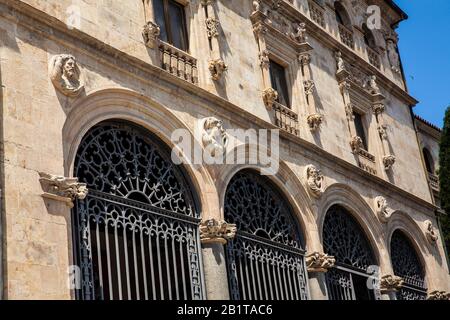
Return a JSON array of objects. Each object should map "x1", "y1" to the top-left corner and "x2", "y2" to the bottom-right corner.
[
  {"x1": 367, "y1": 46, "x2": 380, "y2": 69},
  {"x1": 308, "y1": 0, "x2": 325, "y2": 28},
  {"x1": 338, "y1": 24, "x2": 354, "y2": 49},
  {"x1": 273, "y1": 102, "x2": 299, "y2": 136},
  {"x1": 159, "y1": 41, "x2": 198, "y2": 85},
  {"x1": 358, "y1": 149, "x2": 377, "y2": 175},
  {"x1": 428, "y1": 173, "x2": 440, "y2": 192}
]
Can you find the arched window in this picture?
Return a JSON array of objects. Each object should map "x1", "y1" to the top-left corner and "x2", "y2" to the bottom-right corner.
[
  {"x1": 224, "y1": 170, "x2": 308, "y2": 300},
  {"x1": 422, "y1": 148, "x2": 435, "y2": 174},
  {"x1": 362, "y1": 23, "x2": 376, "y2": 49},
  {"x1": 390, "y1": 230, "x2": 427, "y2": 300},
  {"x1": 73, "y1": 121, "x2": 204, "y2": 300},
  {"x1": 334, "y1": 2, "x2": 351, "y2": 27},
  {"x1": 323, "y1": 205, "x2": 378, "y2": 300}
]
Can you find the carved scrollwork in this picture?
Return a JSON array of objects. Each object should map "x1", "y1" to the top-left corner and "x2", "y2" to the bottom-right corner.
[
  {"x1": 208, "y1": 59, "x2": 228, "y2": 80},
  {"x1": 262, "y1": 87, "x2": 278, "y2": 109},
  {"x1": 380, "y1": 275, "x2": 404, "y2": 293},
  {"x1": 201, "y1": 117, "x2": 229, "y2": 157},
  {"x1": 205, "y1": 17, "x2": 220, "y2": 39},
  {"x1": 305, "y1": 164, "x2": 324, "y2": 198},
  {"x1": 200, "y1": 219, "x2": 237, "y2": 244},
  {"x1": 306, "y1": 252, "x2": 335, "y2": 273},
  {"x1": 424, "y1": 220, "x2": 438, "y2": 243},
  {"x1": 374, "y1": 196, "x2": 393, "y2": 223},
  {"x1": 142, "y1": 21, "x2": 160, "y2": 48},
  {"x1": 39, "y1": 172, "x2": 88, "y2": 207},
  {"x1": 49, "y1": 54, "x2": 84, "y2": 97}
]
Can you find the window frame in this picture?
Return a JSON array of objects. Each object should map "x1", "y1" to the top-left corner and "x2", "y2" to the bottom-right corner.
[
  {"x1": 353, "y1": 111, "x2": 369, "y2": 151},
  {"x1": 269, "y1": 59, "x2": 291, "y2": 109}
]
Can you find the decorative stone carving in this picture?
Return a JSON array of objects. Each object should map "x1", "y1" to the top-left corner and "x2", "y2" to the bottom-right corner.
[
  {"x1": 252, "y1": 0, "x2": 261, "y2": 13},
  {"x1": 345, "y1": 102, "x2": 355, "y2": 121},
  {"x1": 305, "y1": 164, "x2": 324, "y2": 198},
  {"x1": 259, "y1": 49, "x2": 270, "y2": 69},
  {"x1": 208, "y1": 59, "x2": 228, "y2": 80},
  {"x1": 307, "y1": 113, "x2": 323, "y2": 131},
  {"x1": 202, "y1": 117, "x2": 229, "y2": 157},
  {"x1": 380, "y1": 275, "x2": 404, "y2": 293},
  {"x1": 375, "y1": 196, "x2": 393, "y2": 223},
  {"x1": 384, "y1": 30, "x2": 401, "y2": 74},
  {"x1": 372, "y1": 103, "x2": 385, "y2": 115},
  {"x1": 200, "y1": 219, "x2": 237, "y2": 244},
  {"x1": 306, "y1": 252, "x2": 335, "y2": 273},
  {"x1": 205, "y1": 17, "x2": 219, "y2": 39},
  {"x1": 303, "y1": 79, "x2": 315, "y2": 96},
  {"x1": 49, "y1": 54, "x2": 84, "y2": 97},
  {"x1": 262, "y1": 87, "x2": 278, "y2": 109},
  {"x1": 39, "y1": 172, "x2": 88, "y2": 207},
  {"x1": 201, "y1": 0, "x2": 214, "y2": 6},
  {"x1": 142, "y1": 21, "x2": 160, "y2": 48},
  {"x1": 298, "y1": 53, "x2": 311, "y2": 66},
  {"x1": 424, "y1": 220, "x2": 439, "y2": 243},
  {"x1": 350, "y1": 136, "x2": 364, "y2": 154},
  {"x1": 290, "y1": 22, "x2": 307, "y2": 43},
  {"x1": 427, "y1": 291, "x2": 450, "y2": 300},
  {"x1": 335, "y1": 51, "x2": 346, "y2": 73},
  {"x1": 383, "y1": 155, "x2": 396, "y2": 171},
  {"x1": 365, "y1": 75, "x2": 380, "y2": 95}
]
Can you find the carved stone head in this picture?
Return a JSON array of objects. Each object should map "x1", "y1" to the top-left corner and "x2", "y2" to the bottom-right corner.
[{"x1": 50, "y1": 54, "x2": 84, "y2": 97}]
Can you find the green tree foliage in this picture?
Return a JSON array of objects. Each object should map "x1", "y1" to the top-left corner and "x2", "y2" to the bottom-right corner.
[{"x1": 439, "y1": 106, "x2": 450, "y2": 253}]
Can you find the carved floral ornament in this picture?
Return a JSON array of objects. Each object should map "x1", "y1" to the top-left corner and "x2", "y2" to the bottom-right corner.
[
  {"x1": 142, "y1": 21, "x2": 160, "y2": 48},
  {"x1": 200, "y1": 219, "x2": 237, "y2": 244},
  {"x1": 306, "y1": 252, "x2": 336, "y2": 273},
  {"x1": 49, "y1": 54, "x2": 84, "y2": 97},
  {"x1": 424, "y1": 220, "x2": 439, "y2": 244},
  {"x1": 305, "y1": 164, "x2": 324, "y2": 198},
  {"x1": 380, "y1": 274, "x2": 404, "y2": 293},
  {"x1": 374, "y1": 196, "x2": 393, "y2": 223},
  {"x1": 39, "y1": 172, "x2": 88, "y2": 208},
  {"x1": 205, "y1": 17, "x2": 220, "y2": 39},
  {"x1": 201, "y1": 117, "x2": 229, "y2": 158},
  {"x1": 208, "y1": 59, "x2": 228, "y2": 80}
]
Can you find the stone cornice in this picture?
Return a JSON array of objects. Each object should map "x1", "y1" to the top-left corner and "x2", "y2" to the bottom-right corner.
[
  {"x1": 1, "y1": 0, "x2": 437, "y2": 215},
  {"x1": 415, "y1": 116, "x2": 442, "y2": 141},
  {"x1": 279, "y1": 0, "x2": 418, "y2": 107}
]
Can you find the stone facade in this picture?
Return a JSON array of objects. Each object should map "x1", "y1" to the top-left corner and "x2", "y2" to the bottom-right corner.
[{"x1": 0, "y1": 0, "x2": 448, "y2": 300}]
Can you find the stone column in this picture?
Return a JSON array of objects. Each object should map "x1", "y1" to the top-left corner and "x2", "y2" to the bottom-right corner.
[
  {"x1": 305, "y1": 252, "x2": 336, "y2": 300},
  {"x1": 199, "y1": 219, "x2": 237, "y2": 300}
]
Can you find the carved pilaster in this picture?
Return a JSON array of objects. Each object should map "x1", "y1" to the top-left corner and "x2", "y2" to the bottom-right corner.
[
  {"x1": 200, "y1": 219, "x2": 237, "y2": 245},
  {"x1": 380, "y1": 275, "x2": 404, "y2": 293},
  {"x1": 306, "y1": 252, "x2": 335, "y2": 273},
  {"x1": 39, "y1": 172, "x2": 88, "y2": 208}
]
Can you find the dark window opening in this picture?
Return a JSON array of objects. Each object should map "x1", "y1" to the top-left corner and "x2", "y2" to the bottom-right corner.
[
  {"x1": 269, "y1": 60, "x2": 291, "y2": 108},
  {"x1": 334, "y1": 2, "x2": 351, "y2": 27},
  {"x1": 153, "y1": 0, "x2": 189, "y2": 51},
  {"x1": 354, "y1": 112, "x2": 368, "y2": 150},
  {"x1": 422, "y1": 148, "x2": 435, "y2": 174},
  {"x1": 362, "y1": 24, "x2": 376, "y2": 49}
]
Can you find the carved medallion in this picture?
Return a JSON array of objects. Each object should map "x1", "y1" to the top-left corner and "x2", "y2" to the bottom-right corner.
[{"x1": 49, "y1": 54, "x2": 84, "y2": 97}]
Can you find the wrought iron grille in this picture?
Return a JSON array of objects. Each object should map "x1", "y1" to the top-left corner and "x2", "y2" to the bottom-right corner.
[
  {"x1": 224, "y1": 170, "x2": 308, "y2": 300},
  {"x1": 390, "y1": 231, "x2": 427, "y2": 300},
  {"x1": 323, "y1": 205, "x2": 378, "y2": 300},
  {"x1": 73, "y1": 122, "x2": 204, "y2": 300}
]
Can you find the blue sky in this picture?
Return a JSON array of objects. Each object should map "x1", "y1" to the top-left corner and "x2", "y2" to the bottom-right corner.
[{"x1": 395, "y1": 0, "x2": 450, "y2": 128}]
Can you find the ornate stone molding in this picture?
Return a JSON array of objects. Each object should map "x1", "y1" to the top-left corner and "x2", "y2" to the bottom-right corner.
[
  {"x1": 208, "y1": 59, "x2": 228, "y2": 80},
  {"x1": 49, "y1": 54, "x2": 84, "y2": 97},
  {"x1": 374, "y1": 196, "x2": 393, "y2": 223},
  {"x1": 205, "y1": 17, "x2": 219, "y2": 39},
  {"x1": 259, "y1": 49, "x2": 270, "y2": 69},
  {"x1": 424, "y1": 220, "x2": 439, "y2": 244},
  {"x1": 427, "y1": 290, "x2": 450, "y2": 300},
  {"x1": 350, "y1": 136, "x2": 364, "y2": 154},
  {"x1": 380, "y1": 275, "x2": 404, "y2": 293},
  {"x1": 365, "y1": 75, "x2": 381, "y2": 95},
  {"x1": 305, "y1": 164, "x2": 324, "y2": 198},
  {"x1": 303, "y1": 79, "x2": 315, "y2": 96},
  {"x1": 39, "y1": 172, "x2": 88, "y2": 208},
  {"x1": 307, "y1": 113, "x2": 323, "y2": 131},
  {"x1": 262, "y1": 87, "x2": 278, "y2": 109},
  {"x1": 200, "y1": 219, "x2": 237, "y2": 244},
  {"x1": 306, "y1": 252, "x2": 335, "y2": 273},
  {"x1": 290, "y1": 22, "x2": 307, "y2": 43},
  {"x1": 201, "y1": 117, "x2": 229, "y2": 157},
  {"x1": 142, "y1": 21, "x2": 160, "y2": 49},
  {"x1": 383, "y1": 154, "x2": 396, "y2": 171}
]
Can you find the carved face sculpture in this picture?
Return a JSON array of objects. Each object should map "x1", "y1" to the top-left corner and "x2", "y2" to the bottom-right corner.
[{"x1": 63, "y1": 57, "x2": 77, "y2": 79}]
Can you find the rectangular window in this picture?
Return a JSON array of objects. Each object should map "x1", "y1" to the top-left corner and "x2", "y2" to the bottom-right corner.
[
  {"x1": 353, "y1": 112, "x2": 368, "y2": 150},
  {"x1": 153, "y1": 0, "x2": 189, "y2": 51},
  {"x1": 269, "y1": 60, "x2": 291, "y2": 108}
]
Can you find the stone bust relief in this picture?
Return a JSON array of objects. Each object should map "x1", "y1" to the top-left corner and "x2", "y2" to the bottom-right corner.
[{"x1": 49, "y1": 54, "x2": 84, "y2": 97}]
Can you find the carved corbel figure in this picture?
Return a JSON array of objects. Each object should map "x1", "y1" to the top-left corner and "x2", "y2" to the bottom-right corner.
[
  {"x1": 365, "y1": 75, "x2": 381, "y2": 95},
  {"x1": 209, "y1": 59, "x2": 228, "y2": 80},
  {"x1": 374, "y1": 196, "x2": 393, "y2": 223},
  {"x1": 335, "y1": 51, "x2": 346, "y2": 73},
  {"x1": 49, "y1": 54, "x2": 84, "y2": 97},
  {"x1": 262, "y1": 87, "x2": 278, "y2": 109},
  {"x1": 200, "y1": 219, "x2": 237, "y2": 244},
  {"x1": 307, "y1": 113, "x2": 323, "y2": 131},
  {"x1": 305, "y1": 164, "x2": 324, "y2": 198},
  {"x1": 39, "y1": 172, "x2": 88, "y2": 208},
  {"x1": 424, "y1": 220, "x2": 439, "y2": 243},
  {"x1": 291, "y1": 22, "x2": 307, "y2": 43},
  {"x1": 202, "y1": 117, "x2": 229, "y2": 158},
  {"x1": 380, "y1": 275, "x2": 404, "y2": 293},
  {"x1": 142, "y1": 21, "x2": 160, "y2": 48},
  {"x1": 383, "y1": 154, "x2": 396, "y2": 171},
  {"x1": 306, "y1": 252, "x2": 335, "y2": 273},
  {"x1": 350, "y1": 136, "x2": 364, "y2": 154}
]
